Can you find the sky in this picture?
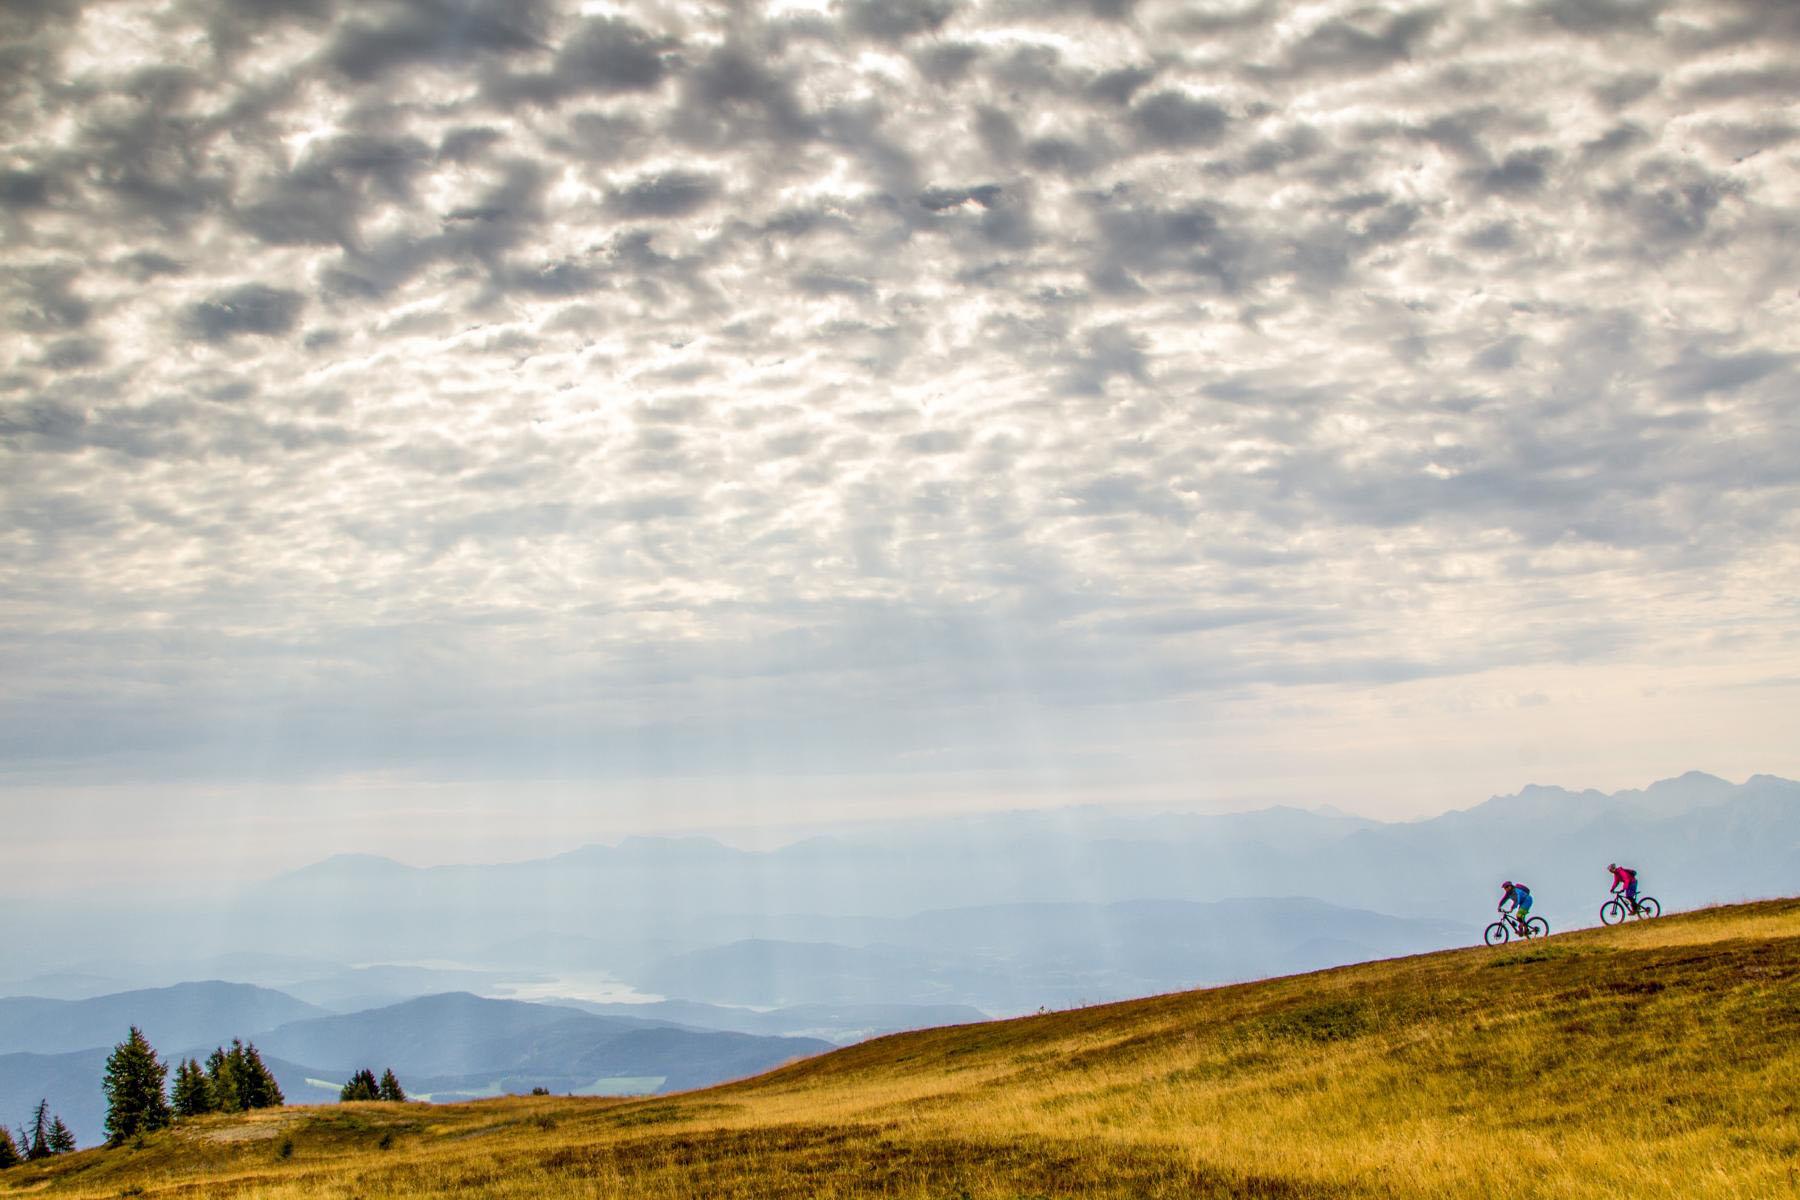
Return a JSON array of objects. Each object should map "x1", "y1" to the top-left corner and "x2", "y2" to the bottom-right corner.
[{"x1": 2, "y1": 0, "x2": 1797, "y2": 891}]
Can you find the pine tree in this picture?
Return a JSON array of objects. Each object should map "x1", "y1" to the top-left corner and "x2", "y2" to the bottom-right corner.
[
  {"x1": 239, "y1": 1042, "x2": 284, "y2": 1109},
  {"x1": 25, "y1": 1100, "x2": 51, "y2": 1161},
  {"x1": 378, "y1": 1069, "x2": 406, "y2": 1103},
  {"x1": 102, "y1": 1027, "x2": 170, "y2": 1146},
  {"x1": 47, "y1": 1117, "x2": 75, "y2": 1155},
  {"x1": 340, "y1": 1068, "x2": 380, "y2": 1102},
  {"x1": 171, "y1": 1058, "x2": 215, "y2": 1118},
  {"x1": 204, "y1": 1046, "x2": 240, "y2": 1113},
  {"x1": 0, "y1": 1124, "x2": 20, "y2": 1169}
]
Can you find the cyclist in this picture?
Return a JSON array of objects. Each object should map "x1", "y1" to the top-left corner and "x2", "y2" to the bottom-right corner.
[
  {"x1": 1499, "y1": 880, "x2": 1534, "y2": 929},
  {"x1": 1608, "y1": 863, "x2": 1640, "y2": 912}
]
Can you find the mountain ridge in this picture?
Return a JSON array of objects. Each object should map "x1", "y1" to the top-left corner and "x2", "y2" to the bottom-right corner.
[{"x1": 0, "y1": 981, "x2": 327, "y2": 1057}]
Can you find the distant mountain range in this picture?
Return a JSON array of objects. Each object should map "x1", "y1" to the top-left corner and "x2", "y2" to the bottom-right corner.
[
  {"x1": 0, "y1": 982, "x2": 325, "y2": 1056},
  {"x1": 184, "y1": 771, "x2": 1796, "y2": 960}
]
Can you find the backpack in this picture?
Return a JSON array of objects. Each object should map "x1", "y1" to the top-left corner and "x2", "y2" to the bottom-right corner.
[{"x1": 1623, "y1": 867, "x2": 1637, "y2": 883}]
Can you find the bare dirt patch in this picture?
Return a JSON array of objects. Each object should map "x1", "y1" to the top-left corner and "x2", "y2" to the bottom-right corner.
[{"x1": 190, "y1": 1113, "x2": 305, "y2": 1145}]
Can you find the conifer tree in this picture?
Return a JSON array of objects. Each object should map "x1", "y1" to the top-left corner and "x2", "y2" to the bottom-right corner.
[
  {"x1": 102, "y1": 1027, "x2": 170, "y2": 1146},
  {"x1": 25, "y1": 1100, "x2": 51, "y2": 1161},
  {"x1": 239, "y1": 1042, "x2": 284, "y2": 1109},
  {"x1": 0, "y1": 1123, "x2": 19, "y2": 1169},
  {"x1": 340, "y1": 1069, "x2": 380, "y2": 1102},
  {"x1": 204, "y1": 1046, "x2": 240, "y2": 1113},
  {"x1": 47, "y1": 1117, "x2": 75, "y2": 1156},
  {"x1": 171, "y1": 1058, "x2": 215, "y2": 1118},
  {"x1": 378, "y1": 1069, "x2": 406, "y2": 1103}
]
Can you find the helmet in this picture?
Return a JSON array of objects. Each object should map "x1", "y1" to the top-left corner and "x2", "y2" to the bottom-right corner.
[
  {"x1": 1501, "y1": 881, "x2": 1513, "y2": 889},
  {"x1": 1608, "y1": 863, "x2": 1616, "y2": 871}
]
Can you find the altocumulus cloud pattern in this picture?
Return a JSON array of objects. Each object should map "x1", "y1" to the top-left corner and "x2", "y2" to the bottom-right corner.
[{"x1": 0, "y1": 0, "x2": 1796, "y2": 789}]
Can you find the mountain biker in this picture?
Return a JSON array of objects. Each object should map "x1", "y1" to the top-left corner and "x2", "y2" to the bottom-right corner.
[
  {"x1": 1499, "y1": 881, "x2": 1533, "y2": 928},
  {"x1": 1608, "y1": 863, "x2": 1640, "y2": 911}
]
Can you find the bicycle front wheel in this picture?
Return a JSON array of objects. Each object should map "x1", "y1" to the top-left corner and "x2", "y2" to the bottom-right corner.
[
  {"x1": 1636, "y1": 896, "x2": 1661, "y2": 919},
  {"x1": 1525, "y1": 916, "x2": 1549, "y2": 939},
  {"x1": 1485, "y1": 921, "x2": 1510, "y2": 946},
  {"x1": 1600, "y1": 899, "x2": 1627, "y2": 926}
]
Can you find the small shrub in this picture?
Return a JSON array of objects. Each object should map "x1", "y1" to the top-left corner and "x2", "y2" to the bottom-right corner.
[
  {"x1": 530, "y1": 1086, "x2": 551, "y2": 1096},
  {"x1": 1489, "y1": 948, "x2": 1557, "y2": 968},
  {"x1": 535, "y1": 1115, "x2": 558, "y2": 1131},
  {"x1": 1261, "y1": 999, "x2": 1368, "y2": 1043},
  {"x1": 378, "y1": 1132, "x2": 394, "y2": 1150},
  {"x1": 277, "y1": 1136, "x2": 294, "y2": 1160}
]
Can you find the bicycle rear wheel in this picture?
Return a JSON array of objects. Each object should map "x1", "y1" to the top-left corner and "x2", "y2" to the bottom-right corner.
[
  {"x1": 1635, "y1": 896, "x2": 1661, "y2": 919},
  {"x1": 1484, "y1": 921, "x2": 1510, "y2": 946},
  {"x1": 1600, "y1": 899, "x2": 1627, "y2": 925},
  {"x1": 1525, "y1": 916, "x2": 1549, "y2": 939}
]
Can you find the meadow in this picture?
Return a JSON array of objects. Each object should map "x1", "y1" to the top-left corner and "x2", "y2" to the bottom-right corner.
[{"x1": 9, "y1": 899, "x2": 1798, "y2": 1199}]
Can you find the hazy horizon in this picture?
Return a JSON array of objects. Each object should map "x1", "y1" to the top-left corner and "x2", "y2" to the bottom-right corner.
[{"x1": 5, "y1": 767, "x2": 1785, "y2": 902}]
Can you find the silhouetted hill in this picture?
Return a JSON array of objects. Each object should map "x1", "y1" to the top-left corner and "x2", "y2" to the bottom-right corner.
[
  {"x1": 244, "y1": 992, "x2": 829, "y2": 1096},
  {"x1": 279, "y1": 965, "x2": 532, "y2": 1013},
  {"x1": 249, "y1": 992, "x2": 675, "y2": 1075},
  {"x1": 547, "y1": 998, "x2": 990, "y2": 1043}
]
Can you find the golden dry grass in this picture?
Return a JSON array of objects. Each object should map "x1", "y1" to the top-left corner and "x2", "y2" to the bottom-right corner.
[{"x1": 9, "y1": 898, "x2": 1800, "y2": 1199}]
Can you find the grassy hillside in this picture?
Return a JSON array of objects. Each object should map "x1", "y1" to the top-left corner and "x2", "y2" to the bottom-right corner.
[{"x1": 8, "y1": 899, "x2": 1798, "y2": 1199}]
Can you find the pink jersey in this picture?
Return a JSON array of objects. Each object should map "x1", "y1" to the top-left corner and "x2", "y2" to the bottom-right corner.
[{"x1": 1611, "y1": 866, "x2": 1634, "y2": 888}]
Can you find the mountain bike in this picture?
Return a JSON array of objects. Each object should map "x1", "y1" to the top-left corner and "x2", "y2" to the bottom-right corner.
[
  {"x1": 1599, "y1": 892, "x2": 1661, "y2": 925},
  {"x1": 1484, "y1": 912, "x2": 1549, "y2": 946}
]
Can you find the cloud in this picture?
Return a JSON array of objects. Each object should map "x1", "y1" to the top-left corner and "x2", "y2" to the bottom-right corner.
[
  {"x1": 183, "y1": 284, "x2": 306, "y2": 340},
  {"x1": 1681, "y1": 64, "x2": 1800, "y2": 102},
  {"x1": 1537, "y1": 0, "x2": 1665, "y2": 36},
  {"x1": 324, "y1": 0, "x2": 548, "y2": 81},
  {"x1": 6, "y1": 267, "x2": 90, "y2": 330},
  {"x1": 483, "y1": 15, "x2": 676, "y2": 105},
  {"x1": 1129, "y1": 90, "x2": 1230, "y2": 148},
  {"x1": 0, "y1": 0, "x2": 1795, "y2": 817},
  {"x1": 0, "y1": 167, "x2": 50, "y2": 208},
  {"x1": 1656, "y1": 349, "x2": 1792, "y2": 397},
  {"x1": 1280, "y1": 7, "x2": 1439, "y2": 76},
  {"x1": 607, "y1": 170, "x2": 721, "y2": 218},
  {"x1": 1465, "y1": 147, "x2": 1556, "y2": 196},
  {"x1": 841, "y1": 0, "x2": 956, "y2": 43}
]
